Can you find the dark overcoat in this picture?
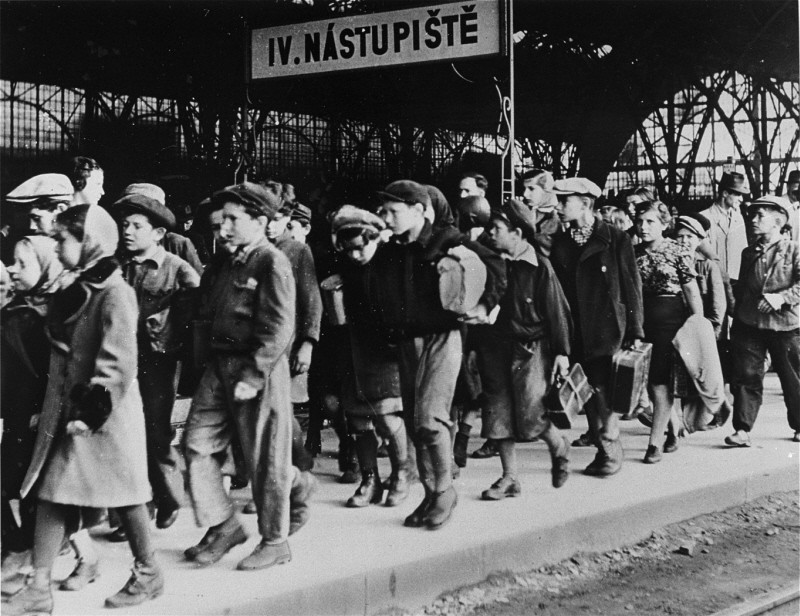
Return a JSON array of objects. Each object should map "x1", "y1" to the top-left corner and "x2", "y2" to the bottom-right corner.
[{"x1": 550, "y1": 220, "x2": 644, "y2": 361}]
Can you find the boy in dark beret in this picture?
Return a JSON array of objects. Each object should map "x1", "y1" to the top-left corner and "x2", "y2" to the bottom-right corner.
[{"x1": 182, "y1": 182, "x2": 305, "y2": 572}]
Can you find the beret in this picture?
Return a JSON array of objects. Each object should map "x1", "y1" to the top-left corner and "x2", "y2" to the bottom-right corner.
[
  {"x1": 113, "y1": 194, "x2": 176, "y2": 230},
  {"x1": 121, "y1": 182, "x2": 166, "y2": 206},
  {"x1": 331, "y1": 205, "x2": 385, "y2": 234},
  {"x1": 490, "y1": 199, "x2": 537, "y2": 242},
  {"x1": 750, "y1": 195, "x2": 792, "y2": 221},
  {"x1": 290, "y1": 203, "x2": 312, "y2": 225},
  {"x1": 6, "y1": 174, "x2": 73, "y2": 204},
  {"x1": 376, "y1": 180, "x2": 432, "y2": 208},
  {"x1": 552, "y1": 177, "x2": 603, "y2": 199},
  {"x1": 212, "y1": 182, "x2": 281, "y2": 219}
]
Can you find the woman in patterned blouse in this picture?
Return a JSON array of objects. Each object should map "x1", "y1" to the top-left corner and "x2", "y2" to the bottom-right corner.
[{"x1": 635, "y1": 201, "x2": 703, "y2": 464}]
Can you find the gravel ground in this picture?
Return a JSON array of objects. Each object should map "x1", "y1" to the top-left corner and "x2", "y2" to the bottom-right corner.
[{"x1": 386, "y1": 491, "x2": 799, "y2": 616}]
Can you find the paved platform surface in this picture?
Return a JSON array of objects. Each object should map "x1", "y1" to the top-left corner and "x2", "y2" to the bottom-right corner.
[{"x1": 44, "y1": 374, "x2": 798, "y2": 616}]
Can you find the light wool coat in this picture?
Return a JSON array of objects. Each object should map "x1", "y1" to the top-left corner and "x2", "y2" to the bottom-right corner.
[{"x1": 21, "y1": 270, "x2": 151, "y2": 507}]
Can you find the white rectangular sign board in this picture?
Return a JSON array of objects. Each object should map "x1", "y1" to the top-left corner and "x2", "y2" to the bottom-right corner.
[{"x1": 251, "y1": 2, "x2": 501, "y2": 80}]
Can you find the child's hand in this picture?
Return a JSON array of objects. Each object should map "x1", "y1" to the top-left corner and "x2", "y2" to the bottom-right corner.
[
  {"x1": 233, "y1": 381, "x2": 259, "y2": 401},
  {"x1": 29, "y1": 414, "x2": 40, "y2": 430},
  {"x1": 552, "y1": 355, "x2": 570, "y2": 382},
  {"x1": 291, "y1": 341, "x2": 314, "y2": 375},
  {"x1": 66, "y1": 420, "x2": 91, "y2": 436}
]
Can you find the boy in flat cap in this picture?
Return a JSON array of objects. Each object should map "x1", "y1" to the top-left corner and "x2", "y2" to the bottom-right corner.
[
  {"x1": 550, "y1": 177, "x2": 644, "y2": 477},
  {"x1": 478, "y1": 200, "x2": 572, "y2": 499},
  {"x1": 331, "y1": 206, "x2": 411, "y2": 508},
  {"x1": 183, "y1": 182, "x2": 300, "y2": 571},
  {"x1": 726, "y1": 196, "x2": 800, "y2": 446},
  {"x1": 115, "y1": 194, "x2": 201, "y2": 531},
  {"x1": 6, "y1": 173, "x2": 74, "y2": 237},
  {"x1": 370, "y1": 180, "x2": 506, "y2": 530},
  {"x1": 287, "y1": 203, "x2": 313, "y2": 244}
]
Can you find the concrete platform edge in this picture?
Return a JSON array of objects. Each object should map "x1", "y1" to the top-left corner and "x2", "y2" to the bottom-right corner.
[{"x1": 231, "y1": 464, "x2": 798, "y2": 616}]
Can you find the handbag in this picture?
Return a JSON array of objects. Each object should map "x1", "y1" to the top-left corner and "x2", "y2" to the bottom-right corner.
[{"x1": 545, "y1": 363, "x2": 594, "y2": 429}]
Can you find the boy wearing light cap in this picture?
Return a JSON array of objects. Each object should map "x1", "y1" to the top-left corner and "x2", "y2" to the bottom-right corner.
[
  {"x1": 726, "y1": 195, "x2": 800, "y2": 446},
  {"x1": 115, "y1": 193, "x2": 201, "y2": 531},
  {"x1": 550, "y1": 177, "x2": 644, "y2": 477},
  {"x1": 182, "y1": 182, "x2": 303, "y2": 571},
  {"x1": 5, "y1": 173, "x2": 74, "y2": 236},
  {"x1": 371, "y1": 180, "x2": 505, "y2": 529}
]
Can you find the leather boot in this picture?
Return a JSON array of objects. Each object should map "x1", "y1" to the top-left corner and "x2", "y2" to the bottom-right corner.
[
  {"x1": 193, "y1": 519, "x2": 248, "y2": 566},
  {"x1": 104, "y1": 560, "x2": 164, "y2": 608},
  {"x1": 3, "y1": 579, "x2": 53, "y2": 615},
  {"x1": 585, "y1": 437, "x2": 622, "y2": 477},
  {"x1": 346, "y1": 432, "x2": 383, "y2": 507},
  {"x1": 346, "y1": 470, "x2": 383, "y2": 507},
  {"x1": 385, "y1": 424, "x2": 410, "y2": 507},
  {"x1": 404, "y1": 487, "x2": 432, "y2": 527},
  {"x1": 424, "y1": 486, "x2": 458, "y2": 530}
]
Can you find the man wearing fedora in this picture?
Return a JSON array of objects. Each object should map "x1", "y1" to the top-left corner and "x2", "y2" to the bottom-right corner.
[
  {"x1": 700, "y1": 171, "x2": 749, "y2": 282},
  {"x1": 725, "y1": 195, "x2": 800, "y2": 446}
]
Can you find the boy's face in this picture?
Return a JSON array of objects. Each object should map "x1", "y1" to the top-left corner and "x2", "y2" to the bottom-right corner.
[
  {"x1": 378, "y1": 200, "x2": 421, "y2": 236},
  {"x1": 459, "y1": 177, "x2": 484, "y2": 199},
  {"x1": 556, "y1": 195, "x2": 588, "y2": 223},
  {"x1": 221, "y1": 202, "x2": 267, "y2": 247},
  {"x1": 8, "y1": 242, "x2": 42, "y2": 292},
  {"x1": 750, "y1": 208, "x2": 784, "y2": 239},
  {"x1": 266, "y1": 212, "x2": 290, "y2": 240},
  {"x1": 341, "y1": 235, "x2": 378, "y2": 265},
  {"x1": 209, "y1": 209, "x2": 235, "y2": 253},
  {"x1": 287, "y1": 219, "x2": 310, "y2": 243},
  {"x1": 30, "y1": 205, "x2": 65, "y2": 236},
  {"x1": 523, "y1": 178, "x2": 545, "y2": 207},
  {"x1": 675, "y1": 227, "x2": 701, "y2": 253},
  {"x1": 487, "y1": 218, "x2": 516, "y2": 254},
  {"x1": 122, "y1": 213, "x2": 164, "y2": 254}
]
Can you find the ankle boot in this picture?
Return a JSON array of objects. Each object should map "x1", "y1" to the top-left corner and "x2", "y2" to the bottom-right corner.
[
  {"x1": 404, "y1": 487, "x2": 432, "y2": 527},
  {"x1": 3, "y1": 579, "x2": 53, "y2": 615},
  {"x1": 346, "y1": 470, "x2": 384, "y2": 507},
  {"x1": 424, "y1": 486, "x2": 458, "y2": 530},
  {"x1": 104, "y1": 560, "x2": 164, "y2": 608}
]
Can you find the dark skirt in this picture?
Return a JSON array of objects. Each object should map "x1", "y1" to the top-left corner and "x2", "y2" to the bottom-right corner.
[{"x1": 643, "y1": 295, "x2": 688, "y2": 386}]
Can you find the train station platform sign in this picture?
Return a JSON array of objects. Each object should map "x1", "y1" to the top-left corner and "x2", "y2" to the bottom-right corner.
[{"x1": 251, "y1": 2, "x2": 501, "y2": 80}]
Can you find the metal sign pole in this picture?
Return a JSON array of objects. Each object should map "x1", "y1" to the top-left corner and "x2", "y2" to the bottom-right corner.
[{"x1": 499, "y1": 0, "x2": 515, "y2": 203}]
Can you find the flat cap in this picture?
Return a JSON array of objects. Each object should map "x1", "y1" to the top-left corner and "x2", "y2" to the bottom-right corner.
[
  {"x1": 290, "y1": 203, "x2": 312, "y2": 225},
  {"x1": 552, "y1": 177, "x2": 602, "y2": 199},
  {"x1": 750, "y1": 195, "x2": 792, "y2": 221},
  {"x1": 490, "y1": 199, "x2": 537, "y2": 242},
  {"x1": 376, "y1": 180, "x2": 432, "y2": 208},
  {"x1": 6, "y1": 173, "x2": 74, "y2": 204},
  {"x1": 787, "y1": 170, "x2": 800, "y2": 185},
  {"x1": 212, "y1": 182, "x2": 281, "y2": 219},
  {"x1": 331, "y1": 205, "x2": 386, "y2": 234},
  {"x1": 121, "y1": 182, "x2": 167, "y2": 206},
  {"x1": 113, "y1": 194, "x2": 176, "y2": 230},
  {"x1": 675, "y1": 213, "x2": 710, "y2": 238}
]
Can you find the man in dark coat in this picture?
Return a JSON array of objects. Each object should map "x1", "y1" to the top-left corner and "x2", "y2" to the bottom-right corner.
[{"x1": 550, "y1": 178, "x2": 644, "y2": 477}]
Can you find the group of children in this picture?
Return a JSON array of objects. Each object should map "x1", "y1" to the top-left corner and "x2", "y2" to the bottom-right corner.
[{"x1": 1, "y1": 158, "x2": 798, "y2": 616}]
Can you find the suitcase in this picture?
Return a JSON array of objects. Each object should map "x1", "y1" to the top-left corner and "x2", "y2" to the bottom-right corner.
[
  {"x1": 320, "y1": 274, "x2": 347, "y2": 325},
  {"x1": 610, "y1": 342, "x2": 653, "y2": 416},
  {"x1": 545, "y1": 363, "x2": 594, "y2": 429}
]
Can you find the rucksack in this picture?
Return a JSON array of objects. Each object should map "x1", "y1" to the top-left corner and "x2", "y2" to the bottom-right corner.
[{"x1": 437, "y1": 244, "x2": 487, "y2": 315}]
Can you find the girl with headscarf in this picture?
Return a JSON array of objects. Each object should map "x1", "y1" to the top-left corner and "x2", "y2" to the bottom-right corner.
[
  {"x1": 2, "y1": 237, "x2": 63, "y2": 585},
  {"x1": 7, "y1": 205, "x2": 163, "y2": 615}
]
